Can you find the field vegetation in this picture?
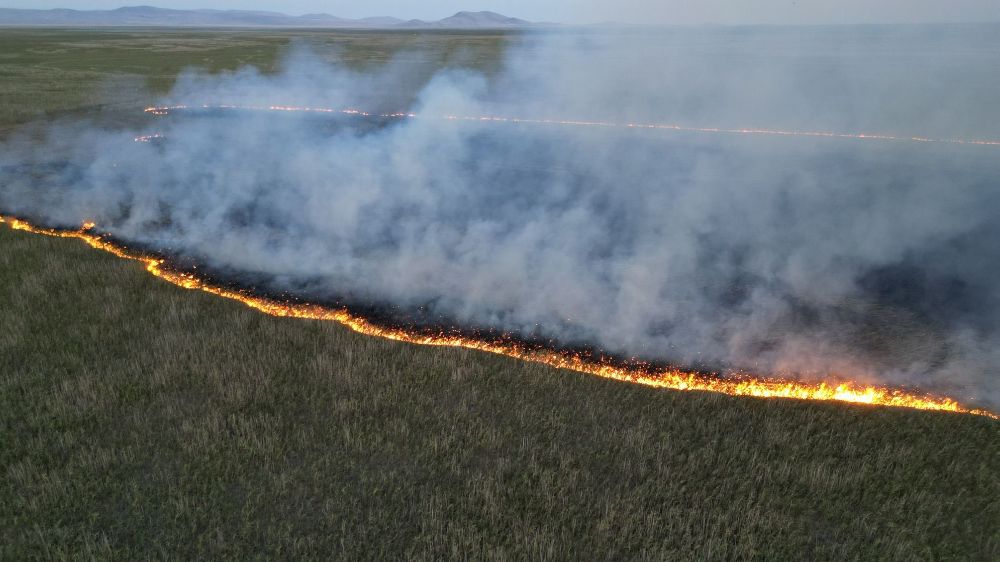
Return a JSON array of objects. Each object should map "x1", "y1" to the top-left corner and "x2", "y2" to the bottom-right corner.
[{"x1": 0, "y1": 29, "x2": 997, "y2": 560}]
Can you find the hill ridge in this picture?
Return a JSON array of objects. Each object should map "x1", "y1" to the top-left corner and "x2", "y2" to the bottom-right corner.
[{"x1": 0, "y1": 6, "x2": 541, "y2": 28}]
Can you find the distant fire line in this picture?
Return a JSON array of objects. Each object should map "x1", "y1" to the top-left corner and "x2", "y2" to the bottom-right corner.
[
  {"x1": 2, "y1": 214, "x2": 996, "y2": 419},
  {"x1": 143, "y1": 104, "x2": 1000, "y2": 147}
]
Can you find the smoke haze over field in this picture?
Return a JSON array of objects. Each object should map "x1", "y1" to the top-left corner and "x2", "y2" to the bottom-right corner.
[
  {"x1": 2, "y1": 26, "x2": 999, "y2": 405},
  {"x1": 5, "y1": 2, "x2": 1000, "y2": 25}
]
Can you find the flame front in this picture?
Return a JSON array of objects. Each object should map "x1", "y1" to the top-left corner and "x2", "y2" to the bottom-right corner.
[
  {"x1": 143, "y1": 105, "x2": 1000, "y2": 147},
  {"x1": 2, "y1": 214, "x2": 995, "y2": 419}
]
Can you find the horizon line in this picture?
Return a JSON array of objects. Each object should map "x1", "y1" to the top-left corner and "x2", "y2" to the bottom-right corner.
[{"x1": 1, "y1": 5, "x2": 999, "y2": 28}]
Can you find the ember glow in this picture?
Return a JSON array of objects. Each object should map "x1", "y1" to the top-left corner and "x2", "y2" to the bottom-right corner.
[
  {"x1": 143, "y1": 105, "x2": 1000, "y2": 147},
  {"x1": 3, "y1": 214, "x2": 995, "y2": 418}
]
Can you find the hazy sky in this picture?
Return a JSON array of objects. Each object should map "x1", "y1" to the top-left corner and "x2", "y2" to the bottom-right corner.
[{"x1": 2, "y1": 1, "x2": 999, "y2": 25}]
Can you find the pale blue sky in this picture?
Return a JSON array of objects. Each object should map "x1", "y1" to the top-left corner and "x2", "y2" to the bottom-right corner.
[{"x1": 2, "y1": 1, "x2": 998, "y2": 25}]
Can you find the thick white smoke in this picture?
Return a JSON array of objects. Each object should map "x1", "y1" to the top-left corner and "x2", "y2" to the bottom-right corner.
[{"x1": 2, "y1": 27, "x2": 998, "y2": 405}]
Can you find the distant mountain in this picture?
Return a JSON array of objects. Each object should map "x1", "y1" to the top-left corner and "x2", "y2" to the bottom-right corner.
[
  {"x1": 0, "y1": 6, "x2": 540, "y2": 28},
  {"x1": 399, "y1": 11, "x2": 530, "y2": 28}
]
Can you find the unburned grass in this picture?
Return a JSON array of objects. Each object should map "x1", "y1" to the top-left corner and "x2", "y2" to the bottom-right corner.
[{"x1": 1, "y1": 214, "x2": 998, "y2": 561}]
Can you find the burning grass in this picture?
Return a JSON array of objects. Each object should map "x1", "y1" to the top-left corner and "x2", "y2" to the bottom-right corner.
[
  {"x1": 1, "y1": 28, "x2": 998, "y2": 561},
  {"x1": 2, "y1": 214, "x2": 995, "y2": 418}
]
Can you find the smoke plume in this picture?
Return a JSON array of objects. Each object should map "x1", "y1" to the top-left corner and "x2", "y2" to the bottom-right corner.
[{"x1": 2, "y1": 26, "x2": 999, "y2": 405}]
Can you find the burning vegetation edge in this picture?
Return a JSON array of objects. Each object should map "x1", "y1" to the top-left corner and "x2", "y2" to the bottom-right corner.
[{"x1": 1, "y1": 213, "x2": 996, "y2": 419}]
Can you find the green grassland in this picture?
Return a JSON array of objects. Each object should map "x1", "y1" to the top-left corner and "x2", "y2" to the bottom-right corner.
[
  {"x1": 0, "y1": 29, "x2": 998, "y2": 561},
  {"x1": 0, "y1": 28, "x2": 509, "y2": 129}
]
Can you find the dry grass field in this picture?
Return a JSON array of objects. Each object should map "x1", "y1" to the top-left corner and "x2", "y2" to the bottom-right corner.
[{"x1": 0, "y1": 29, "x2": 997, "y2": 561}]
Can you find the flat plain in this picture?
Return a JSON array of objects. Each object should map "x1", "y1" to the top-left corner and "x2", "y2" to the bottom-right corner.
[{"x1": 0, "y1": 28, "x2": 997, "y2": 561}]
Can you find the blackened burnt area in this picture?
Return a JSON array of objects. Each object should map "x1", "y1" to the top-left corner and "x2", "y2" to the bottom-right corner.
[{"x1": 132, "y1": 247, "x2": 728, "y2": 380}]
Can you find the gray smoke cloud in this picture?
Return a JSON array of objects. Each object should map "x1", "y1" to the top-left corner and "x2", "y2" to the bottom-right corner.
[{"x1": 2, "y1": 26, "x2": 999, "y2": 405}]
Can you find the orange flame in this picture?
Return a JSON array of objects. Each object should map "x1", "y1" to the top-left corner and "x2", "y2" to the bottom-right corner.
[{"x1": 2, "y1": 214, "x2": 996, "y2": 419}]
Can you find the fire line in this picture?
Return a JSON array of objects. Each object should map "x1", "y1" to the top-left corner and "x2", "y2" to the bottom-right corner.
[
  {"x1": 2, "y1": 214, "x2": 996, "y2": 419},
  {"x1": 143, "y1": 104, "x2": 1000, "y2": 147}
]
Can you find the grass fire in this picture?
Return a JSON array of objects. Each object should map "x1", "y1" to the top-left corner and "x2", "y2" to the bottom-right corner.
[
  {"x1": 1, "y1": 212, "x2": 995, "y2": 419},
  {"x1": 1, "y1": 21, "x2": 998, "y2": 561}
]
